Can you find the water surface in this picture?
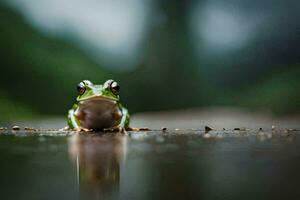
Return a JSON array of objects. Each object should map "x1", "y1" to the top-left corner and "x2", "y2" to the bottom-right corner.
[{"x1": 0, "y1": 129, "x2": 299, "y2": 200}]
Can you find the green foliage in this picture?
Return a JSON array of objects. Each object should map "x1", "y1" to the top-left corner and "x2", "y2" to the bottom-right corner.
[
  {"x1": 0, "y1": 93, "x2": 37, "y2": 121},
  {"x1": 0, "y1": 4, "x2": 299, "y2": 121},
  {"x1": 239, "y1": 65, "x2": 300, "y2": 114},
  {"x1": 0, "y1": 5, "x2": 112, "y2": 117}
]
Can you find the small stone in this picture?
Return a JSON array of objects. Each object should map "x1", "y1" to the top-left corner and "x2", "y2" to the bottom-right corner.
[
  {"x1": 233, "y1": 128, "x2": 240, "y2": 130},
  {"x1": 161, "y1": 127, "x2": 167, "y2": 131},
  {"x1": 0, "y1": 127, "x2": 7, "y2": 131},
  {"x1": 203, "y1": 133, "x2": 211, "y2": 138},
  {"x1": 139, "y1": 127, "x2": 150, "y2": 131},
  {"x1": 175, "y1": 128, "x2": 180, "y2": 131},
  {"x1": 271, "y1": 125, "x2": 275, "y2": 130},
  {"x1": 205, "y1": 126, "x2": 214, "y2": 133},
  {"x1": 12, "y1": 126, "x2": 20, "y2": 131},
  {"x1": 24, "y1": 127, "x2": 35, "y2": 131},
  {"x1": 259, "y1": 128, "x2": 263, "y2": 131},
  {"x1": 222, "y1": 128, "x2": 226, "y2": 131}
]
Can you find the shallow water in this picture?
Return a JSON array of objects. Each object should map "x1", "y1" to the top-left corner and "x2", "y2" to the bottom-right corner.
[{"x1": 0, "y1": 129, "x2": 300, "y2": 200}]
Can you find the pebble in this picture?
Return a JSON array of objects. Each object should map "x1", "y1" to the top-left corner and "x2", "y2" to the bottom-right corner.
[
  {"x1": 24, "y1": 127, "x2": 35, "y2": 131},
  {"x1": 271, "y1": 125, "x2": 275, "y2": 130},
  {"x1": 203, "y1": 133, "x2": 211, "y2": 138},
  {"x1": 161, "y1": 127, "x2": 167, "y2": 131},
  {"x1": 12, "y1": 126, "x2": 20, "y2": 131},
  {"x1": 139, "y1": 127, "x2": 150, "y2": 131},
  {"x1": 0, "y1": 127, "x2": 7, "y2": 131},
  {"x1": 205, "y1": 126, "x2": 213, "y2": 132}
]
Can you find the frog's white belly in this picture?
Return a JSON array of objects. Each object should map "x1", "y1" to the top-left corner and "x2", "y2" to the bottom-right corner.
[{"x1": 75, "y1": 97, "x2": 121, "y2": 130}]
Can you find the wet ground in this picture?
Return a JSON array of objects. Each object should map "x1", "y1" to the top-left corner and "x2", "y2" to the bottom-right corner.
[
  {"x1": 1, "y1": 109, "x2": 300, "y2": 200},
  {"x1": 0, "y1": 127, "x2": 300, "y2": 200}
]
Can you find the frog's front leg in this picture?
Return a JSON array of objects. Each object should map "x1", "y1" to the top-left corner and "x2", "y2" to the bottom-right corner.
[
  {"x1": 120, "y1": 107, "x2": 130, "y2": 130},
  {"x1": 104, "y1": 107, "x2": 129, "y2": 133},
  {"x1": 68, "y1": 109, "x2": 79, "y2": 129},
  {"x1": 68, "y1": 109, "x2": 91, "y2": 132}
]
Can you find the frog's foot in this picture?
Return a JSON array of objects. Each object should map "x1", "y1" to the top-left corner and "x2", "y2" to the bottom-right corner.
[
  {"x1": 74, "y1": 127, "x2": 93, "y2": 132},
  {"x1": 126, "y1": 127, "x2": 150, "y2": 131},
  {"x1": 59, "y1": 126, "x2": 70, "y2": 131}
]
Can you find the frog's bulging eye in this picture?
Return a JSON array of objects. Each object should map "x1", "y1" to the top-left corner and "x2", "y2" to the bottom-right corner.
[
  {"x1": 110, "y1": 81, "x2": 120, "y2": 95},
  {"x1": 77, "y1": 81, "x2": 86, "y2": 95},
  {"x1": 82, "y1": 80, "x2": 92, "y2": 86}
]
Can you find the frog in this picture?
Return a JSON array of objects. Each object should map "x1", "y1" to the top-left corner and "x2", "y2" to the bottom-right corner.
[{"x1": 67, "y1": 80, "x2": 130, "y2": 132}]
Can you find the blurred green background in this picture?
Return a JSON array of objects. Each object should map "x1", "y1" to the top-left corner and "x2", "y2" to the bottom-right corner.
[{"x1": 0, "y1": 0, "x2": 299, "y2": 121}]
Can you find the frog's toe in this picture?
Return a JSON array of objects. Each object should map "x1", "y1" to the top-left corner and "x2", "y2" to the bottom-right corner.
[
  {"x1": 103, "y1": 127, "x2": 114, "y2": 132},
  {"x1": 60, "y1": 126, "x2": 70, "y2": 131},
  {"x1": 119, "y1": 127, "x2": 127, "y2": 134},
  {"x1": 74, "y1": 127, "x2": 92, "y2": 132}
]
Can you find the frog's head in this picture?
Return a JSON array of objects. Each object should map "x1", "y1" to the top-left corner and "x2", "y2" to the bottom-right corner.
[{"x1": 76, "y1": 80, "x2": 120, "y2": 102}]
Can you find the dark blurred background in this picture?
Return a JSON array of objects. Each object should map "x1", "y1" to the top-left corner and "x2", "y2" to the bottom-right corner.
[{"x1": 0, "y1": 0, "x2": 299, "y2": 121}]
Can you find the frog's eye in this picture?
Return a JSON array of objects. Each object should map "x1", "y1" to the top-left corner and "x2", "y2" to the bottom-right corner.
[
  {"x1": 82, "y1": 80, "x2": 92, "y2": 86},
  {"x1": 77, "y1": 81, "x2": 86, "y2": 95},
  {"x1": 110, "y1": 81, "x2": 120, "y2": 95}
]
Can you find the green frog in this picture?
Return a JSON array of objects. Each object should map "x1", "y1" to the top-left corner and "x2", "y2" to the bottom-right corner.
[{"x1": 67, "y1": 80, "x2": 130, "y2": 132}]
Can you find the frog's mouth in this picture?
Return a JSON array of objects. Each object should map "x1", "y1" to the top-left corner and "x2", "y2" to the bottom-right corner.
[
  {"x1": 80, "y1": 96, "x2": 117, "y2": 103},
  {"x1": 78, "y1": 94, "x2": 118, "y2": 102}
]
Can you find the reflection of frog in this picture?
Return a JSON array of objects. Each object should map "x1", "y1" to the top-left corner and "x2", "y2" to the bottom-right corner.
[
  {"x1": 69, "y1": 134, "x2": 127, "y2": 199},
  {"x1": 67, "y1": 80, "x2": 130, "y2": 132}
]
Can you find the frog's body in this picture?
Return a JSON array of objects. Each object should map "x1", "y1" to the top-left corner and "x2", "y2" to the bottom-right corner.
[{"x1": 68, "y1": 80, "x2": 130, "y2": 131}]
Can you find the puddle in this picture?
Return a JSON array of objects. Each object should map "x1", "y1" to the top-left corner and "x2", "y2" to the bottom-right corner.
[{"x1": 0, "y1": 129, "x2": 300, "y2": 200}]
